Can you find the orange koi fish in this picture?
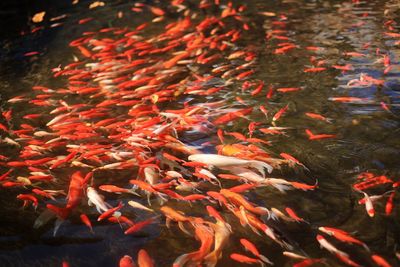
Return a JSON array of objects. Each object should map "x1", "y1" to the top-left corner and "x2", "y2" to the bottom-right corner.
[
  {"x1": 230, "y1": 253, "x2": 262, "y2": 265},
  {"x1": 80, "y1": 213, "x2": 93, "y2": 233},
  {"x1": 119, "y1": 255, "x2": 136, "y2": 267},
  {"x1": 272, "y1": 105, "x2": 288, "y2": 123},
  {"x1": 236, "y1": 70, "x2": 255, "y2": 80},
  {"x1": 332, "y1": 64, "x2": 354, "y2": 72},
  {"x1": 98, "y1": 202, "x2": 123, "y2": 221},
  {"x1": 99, "y1": 185, "x2": 138, "y2": 195},
  {"x1": 344, "y1": 52, "x2": 365, "y2": 57},
  {"x1": 125, "y1": 217, "x2": 157, "y2": 235},
  {"x1": 213, "y1": 107, "x2": 253, "y2": 125},
  {"x1": 163, "y1": 52, "x2": 190, "y2": 69},
  {"x1": 385, "y1": 191, "x2": 395, "y2": 215},
  {"x1": 79, "y1": 18, "x2": 93, "y2": 24},
  {"x1": 150, "y1": 6, "x2": 165, "y2": 16},
  {"x1": 274, "y1": 45, "x2": 296, "y2": 54},
  {"x1": 240, "y1": 238, "x2": 272, "y2": 264},
  {"x1": 290, "y1": 182, "x2": 317, "y2": 190},
  {"x1": 305, "y1": 129, "x2": 336, "y2": 140},
  {"x1": 220, "y1": 189, "x2": 269, "y2": 215},
  {"x1": 277, "y1": 87, "x2": 301, "y2": 93},
  {"x1": 251, "y1": 81, "x2": 264, "y2": 96},
  {"x1": 77, "y1": 46, "x2": 92, "y2": 58},
  {"x1": 305, "y1": 112, "x2": 332, "y2": 123},
  {"x1": 64, "y1": 171, "x2": 86, "y2": 212},
  {"x1": 206, "y1": 205, "x2": 226, "y2": 223},
  {"x1": 266, "y1": 85, "x2": 274, "y2": 99},
  {"x1": 280, "y1": 153, "x2": 303, "y2": 166},
  {"x1": 17, "y1": 194, "x2": 38, "y2": 208},
  {"x1": 303, "y1": 67, "x2": 326, "y2": 73},
  {"x1": 371, "y1": 254, "x2": 392, "y2": 267},
  {"x1": 285, "y1": 207, "x2": 304, "y2": 222},
  {"x1": 228, "y1": 183, "x2": 258, "y2": 193},
  {"x1": 293, "y1": 258, "x2": 324, "y2": 267},
  {"x1": 138, "y1": 249, "x2": 154, "y2": 267}
]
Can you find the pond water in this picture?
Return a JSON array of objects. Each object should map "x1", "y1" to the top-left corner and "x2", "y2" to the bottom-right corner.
[{"x1": 0, "y1": 0, "x2": 399, "y2": 266}]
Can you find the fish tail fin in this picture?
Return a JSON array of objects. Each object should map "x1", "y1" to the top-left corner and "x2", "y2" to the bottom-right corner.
[
  {"x1": 249, "y1": 160, "x2": 273, "y2": 176},
  {"x1": 259, "y1": 254, "x2": 273, "y2": 265},
  {"x1": 128, "y1": 188, "x2": 141, "y2": 196},
  {"x1": 326, "y1": 118, "x2": 334, "y2": 124},
  {"x1": 363, "y1": 243, "x2": 370, "y2": 252},
  {"x1": 46, "y1": 204, "x2": 70, "y2": 220},
  {"x1": 269, "y1": 211, "x2": 279, "y2": 221},
  {"x1": 53, "y1": 218, "x2": 64, "y2": 236},
  {"x1": 204, "y1": 251, "x2": 219, "y2": 267},
  {"x1": 272, "y1": 183, "x2": 291, "y2": 192}
]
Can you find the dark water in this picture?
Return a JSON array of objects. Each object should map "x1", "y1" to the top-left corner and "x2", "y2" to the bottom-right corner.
[{"x1": 0, "y1": 0, "x2": 400, "y2": 266}]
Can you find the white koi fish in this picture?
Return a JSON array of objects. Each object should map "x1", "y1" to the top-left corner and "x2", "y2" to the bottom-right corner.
[
  {"x1": 87, "y1": 187, "x2": 111, "y2": 213},
  {"x1": 188, "y1": 154, "x2": 273, "y2": 176}
]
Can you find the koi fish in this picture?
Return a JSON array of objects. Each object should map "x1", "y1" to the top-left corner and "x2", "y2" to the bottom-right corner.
[
  {"x1": 128, "y1": 200, "x2": 154, "y2": 212},
  {"x1": 119, "y1": 255, "x2": 136, "y2": 267},
  {"x1": 138, "y1": 249, "x2": 154, "y2": 267},
  {"x1": 272, "y1": 105, "x2": 288, "y2": 123},
  {"x1": 251, "y1": 82, "x2": 264, "y2": 96},
  {"x1": 276, "y1": 87, "x2": 302, "y2": 93},
  {"x1": 293, "y1": 259, "x2": 324, "y2": 267},
  {"x1": 319, "y1": 227, "x2": 369, "y2": 250},
  {"x1": 98, "y1": 184, "x2": 139, "y2": 195},
  {"x1": 344, "y1": 52, "x2": 365, "y2": 57},
  {"x1": 98, "y1": 201, "x2": 123, "y2": 221},
  {"x1": 240, "y1": 238, "x2": 272, "y2": 264},
  {"x1": 230, "y1": 253, "x2": 264, "y2": 266},
  {"x1": 305, "y1": 129, "x2": 336, "y2": 140},
  {"x1": 124, "y1": 217, "x2": 157, "y2": 235},
  {"x1": 80, "y1": 213, "x2": 94, "y2": 233},
  {"x1": 188, "y1": 154, "x2": 273, "y2": 176},
  {"x1": 332, "y1": 64, "x2": 354, "y2": 71},
  {"x1": 385, "y1": 191, "x2": 395, "y2": 215},
  {"x1": 316, "y1": 235, "x2": 350, "y2": 260},
  {"x1": 17, "y1": 194, "x2": 38, "y2": 209},
  {"x1": 362, "y1": 192, "x2": 375, "y2": 217},
  {"x1": 213, "y1": 107, "x2": 253, "y2": 125},
  {"x1": 87, "y1": 187, "x2": 111, "y2": 213},
  {"x1": 304, "y1": 112, "x2": 332, "y2": 123},
  {"x1": 303, "y1": 67, "x2": 326, "y2": 73},
  {"x1": 285, "y1": 207, "x2": 305, "y2": 222},
  {"x1": 371, "y1": 254, "x2": 392, "y2": 267},
  {"x1": 329, "y1": 97, "x2": 371, "y2": 103},
  {"x1": 279, "y1": 153, "x2": 308, "y2": 169}
]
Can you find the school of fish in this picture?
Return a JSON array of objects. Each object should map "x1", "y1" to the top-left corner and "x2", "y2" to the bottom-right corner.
[{"x1": 1, "y1": 0, "x2": 400, "y2": 266}]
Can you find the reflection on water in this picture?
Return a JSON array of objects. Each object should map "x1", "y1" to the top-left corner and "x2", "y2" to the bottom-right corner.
[{"x1": 0, "y1": 0, "x2": 399, "y2": 266}]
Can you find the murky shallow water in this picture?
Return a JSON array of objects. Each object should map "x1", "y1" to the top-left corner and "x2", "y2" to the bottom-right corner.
[{"x1": 0, "y1": 0, "x2": 400, "y2": 266}]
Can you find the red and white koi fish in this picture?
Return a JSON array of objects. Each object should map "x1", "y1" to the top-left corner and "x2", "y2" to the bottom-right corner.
[
  {"x1": 318, "y1": 226, "x2": 369, "y2": 251},
  {"x1": 361, "y1": 192, "x2": 375, "y2": 217},
  {"x1": 240, "y1": 238, "x2": 273, "y2": 264}
]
